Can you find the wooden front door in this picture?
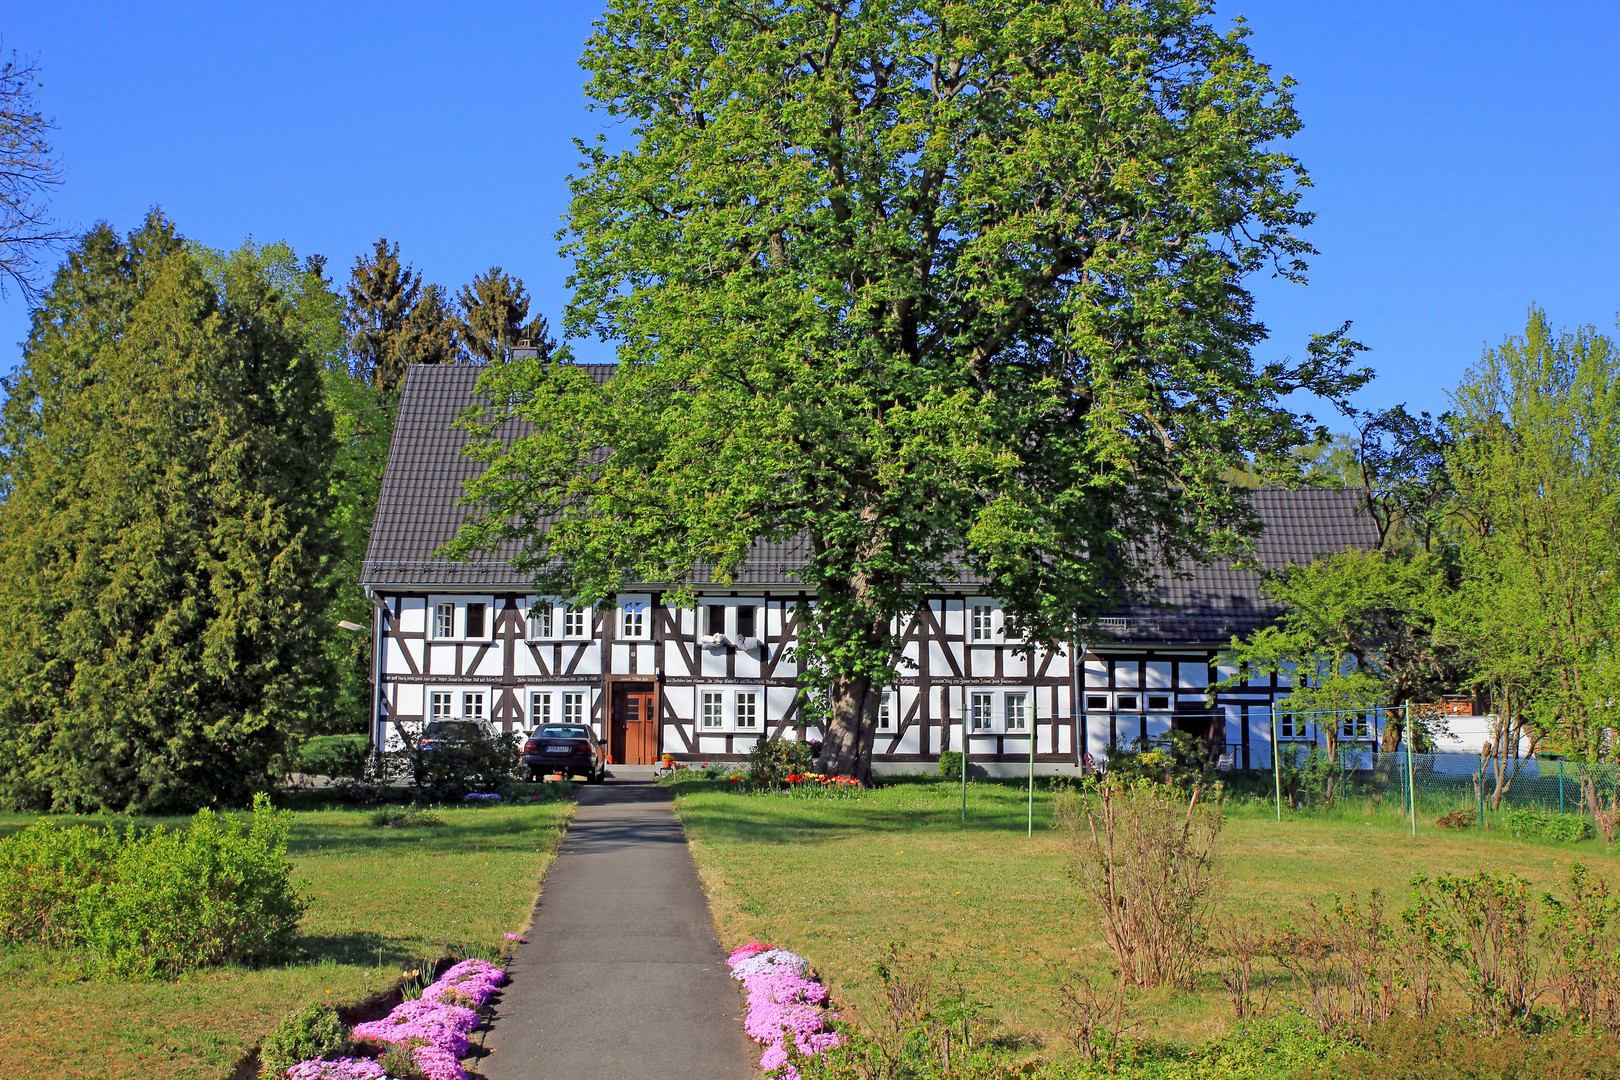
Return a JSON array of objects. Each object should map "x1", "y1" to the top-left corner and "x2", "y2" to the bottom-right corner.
[{"x1": 611, "y1": 685, "x2": 659, "y2": 765}]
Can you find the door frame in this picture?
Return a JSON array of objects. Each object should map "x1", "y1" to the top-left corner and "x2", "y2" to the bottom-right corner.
[{"x1": 608, "y1": 678, "x2": 660, "y2": 765}]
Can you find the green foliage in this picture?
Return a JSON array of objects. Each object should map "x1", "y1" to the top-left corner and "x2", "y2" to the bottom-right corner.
[
  {"x1": 0, "y1": 214, "x2": 340, "y2": 811},
  {"x1": 454, "y1": 266, "x2": 553, "y2": 364},
  {"x1": 450, "y1": 0, "x2": 1370, "y2": 781},
  {"x1": 1501, "y1": 807, "x2": 1593, "y2": 842},
  {"x1": 0, "y1": 794, "x2": 305, "y2": 977},
  {"x1": 1318, "y1": 1014, "x2": 1620, "y2": 1080},
  {"x1": 258, "y1": 1001, "x2": 350, "y2": 1079},
  {"x1": 936, "y1": 752, "x2": 964, "y2": 782},
  {"x1": 1104, "y1": 733, "x2": 1215, "y2": 790},
  {"x1": 296, "y1": 735, "x2": 371, "y2": 780},
  {"x1": 1217, "y1": 549, "x2": 1453, "y2": 744},
  {"x1": 410, "y1": 728, "x2": 522, "y2": 803},
  {"x1": 0, "y1": 818, "x2": 121, "y2": 946},
  {"x1": 345, "y1": 238, "x2": 461, "y2": 399},
  {"x1": 746, "y1": 734, "x2": 815, "y2": 787},
  {"x1": 1441, "y1": 308, "x2": 1620, "y2": 768}
]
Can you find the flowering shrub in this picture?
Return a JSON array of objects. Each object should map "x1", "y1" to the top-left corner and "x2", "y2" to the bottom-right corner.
[
  {"x1": 288, "y1": 958, "x2": 507, "y2": 1080},
  {"x1": 783, "y1": 773, "x2": 860, "y2": 788},
  {"x1": 727, "y1": 942, "x2": 841, "y2": 1078}
]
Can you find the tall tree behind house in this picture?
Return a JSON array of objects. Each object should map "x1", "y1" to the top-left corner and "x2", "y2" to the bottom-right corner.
[
  {"x1": 346, "y1": 239, "x2": 462, "y2": 399},
  {"x1": 0, "y1": 214, "x2": 339, "y2": 812},
  {"x1": 456, "y1": 266, "x2": 555, "y2": 364}
]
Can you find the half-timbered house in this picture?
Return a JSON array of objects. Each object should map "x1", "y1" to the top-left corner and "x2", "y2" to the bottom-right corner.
[{"x1": 359, "y1": 364, "x2": 1380, "y2": 773}]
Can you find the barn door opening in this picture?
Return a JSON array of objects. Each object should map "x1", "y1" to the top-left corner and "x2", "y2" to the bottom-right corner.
[{"x1": 611, "y1": 684, "x2": 659, "y2": 765}]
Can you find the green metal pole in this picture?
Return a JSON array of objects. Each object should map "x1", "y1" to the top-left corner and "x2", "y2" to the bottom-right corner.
[
  {"x1": 1028, "y1": 699, "x2": 1036, "y2": 838},
  {"x1": 1406, "y1": 722, "x2": 1418, "y2": 838},
  {"x1": 1272, "y1": 711, "x2": 1282, "y2": 821},
  {"x1": 961, "y1": 698, "x2": 968, "y2": 823}
]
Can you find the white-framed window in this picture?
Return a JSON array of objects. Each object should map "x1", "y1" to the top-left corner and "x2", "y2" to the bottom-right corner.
[
  {"x1": 970, "y1": 692, "x2": 993, "y2": 732},
  {"x1": 736, "y1": 604, "x2": 757, "y2": 639},
  {"x1": 876, "y1": 691, "x2": 895, "y2": 732},
  {"x1": 465, "y1": 602, "x2": 488, "y2": 639},
  {"x1": 1340, "y1": 713, "x2": 1370, "y2": 739},
  {"x1": 529, "y1": 602, "x2": 553, "y2": 639},
  {"x1": 735, "y1": 691, "x2": 759, "y2": 730},
  {"x1": 703, "y1": 605, "x2": 725, "y2": 638},
  {"x1": 1085, "y1": 693, "x2": 1109, "y2": 711},
  {"x1": 1116, "y1": 693, "x2": 1139, "y2": 712},
  {"x1": 701, "y1": 691, "x2": 724, "y2": 730},
  {"x1": 1146, "y1": 694, "x2": 1172, "y2": 711},
  {"x1": 462, "y1": 691, "x2": 485, "y2": 721},
  {"x1": 1005, "y1": 693, "x2": 1028, "y2": 731},
  {"x1": 969, "y1": 604, "x2": 995, "y2": 642},
  {"x1": 1274, "y1": 710, "x2": 1298, "y2": 739},
  {"x1": 530, "y1": 692, "x2": 552, "y2": 727},
  {"x1": 431, "y1": 691, "x2": 453, "y2": 720},
  {"x1": 562, "y1": 692, "x2": 586, "y2": 725},
  {"x1": 622, "y1": 600, "x2": 647, "y2": 639},
  {"x1": 564, "y1": 606, "x2": 588, "y2": 638},
  {"x1": 434, "y1": 602, "x2": 454, "y2": 639}
]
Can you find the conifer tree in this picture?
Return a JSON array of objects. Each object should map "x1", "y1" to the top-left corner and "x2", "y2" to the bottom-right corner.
[
  {"x1": 0, "y1": 213, "x2": 339, "y2": 811},
  {"x1": 456, "y1": 267, "x2": 551, "y2": 363},
  {"x1": 345, "y1": 239, "x2": 462, "y2": 398}
]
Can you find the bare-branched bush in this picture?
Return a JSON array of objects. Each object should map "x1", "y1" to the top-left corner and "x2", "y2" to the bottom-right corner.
[
  {"x1": 1214, "y1": 921, "x2": 1273, "y2": 1020},
  {"x1": 1056, "y1": 970, "x2": 1136, "y2": 1062},
  {"x1": 1054, "y1": 779, "x2": 1222, "y2": 989},
  {"x1": 1542, "y1": 863, "x2": 1620, "y2": 1035},
  {"x1": 1405, "y1": 871, "x2": 1543, "y2": 1031}
]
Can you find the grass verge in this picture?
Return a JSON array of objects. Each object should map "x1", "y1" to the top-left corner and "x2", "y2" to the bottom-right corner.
[
  {"x1": 0, "y1": 794, "x2": 573, "y2": 1080},
  {"x1": 672, "y1": 776, "x2": 1615, "y2": 1047}
]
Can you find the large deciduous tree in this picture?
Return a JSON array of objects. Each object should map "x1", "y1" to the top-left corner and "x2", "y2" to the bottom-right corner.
[
  {"x1": 1439, "y1": 308, "x2": 1620, "y2": 807},
  {"x1": 450, "y1": 0, "x2": 1368, "y2": 782},
  {"x1": 0, "y1": 213, "x2": 339, "y2": 811},
  {"x1": 0, "y1": 47, "x2": 72, "y2": 300}
]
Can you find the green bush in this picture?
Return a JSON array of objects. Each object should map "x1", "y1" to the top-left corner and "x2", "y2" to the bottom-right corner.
[
  {"x1": 0, "y1": 819, "x2": 122, "y2": 947},
  {"x1": 746, "y1": 734, "x2": 815, "y2": 786},
  {"x1": 295, "y1": 734, "x2": 370, "y2": 780},
  {"x1": 258, "y1": 1001, "x2": 350, "y2": 1079},
  {"x1": 1501, "y1": 807, "x2": 1593, "y2": 842},
  {"x1": 411, "y1": 728, "x2": 522, "y2": 802},
  {"x1": 937, "y1": 751, "x2": 964, "y2": 781},
  {"x1": 0, "y1": 794, "x2": 306, "y2": 977}
]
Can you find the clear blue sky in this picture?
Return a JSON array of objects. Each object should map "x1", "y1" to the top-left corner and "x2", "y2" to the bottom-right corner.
[{"x1": 3, "y1": 1, "x2": 1616, "y2": 423}]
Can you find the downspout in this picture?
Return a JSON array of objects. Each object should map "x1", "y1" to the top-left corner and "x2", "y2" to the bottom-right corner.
[
  {"x1": 367, "y1": 585, "x2": 383, "y2": 750},
  {"x1": 1071, "y1": 634, "x2": 1087, "y2": 770}
]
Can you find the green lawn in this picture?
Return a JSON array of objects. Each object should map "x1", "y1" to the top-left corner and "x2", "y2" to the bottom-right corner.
[
  {"x1": 672, "y1": 777, "x2": 1616, "y2": 1047},
  {"x1": 0, "y1": 796, "x2": 574, "y2": 1080}
]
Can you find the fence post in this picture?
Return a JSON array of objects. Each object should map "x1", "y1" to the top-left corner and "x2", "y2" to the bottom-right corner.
[
  {"x1": 1272, "y1": 711, "x2": 1282, "y2": 821},
  {"x1": 1406, "y1": 736, "x2": 1418, "y2": 838},
  {"x1": 1477, "y1": 767, "x2": 1485, "y2": 829},
  {"x1": 1559, "y1": 758, "x2": 1565, "y2": 814}
]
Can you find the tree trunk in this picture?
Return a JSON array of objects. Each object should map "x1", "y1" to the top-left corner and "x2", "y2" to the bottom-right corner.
[{"x1": 817, "y1": 672, "x2": 882, "y2": 786}]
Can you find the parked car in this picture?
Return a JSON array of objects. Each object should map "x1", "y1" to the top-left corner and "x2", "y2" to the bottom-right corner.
[
  {"x1": 523, "y1": 724, "x2": 607, "y2": 783},
  {"x1": 415, "y1": 719, "x2": 487, "y2": 754}
]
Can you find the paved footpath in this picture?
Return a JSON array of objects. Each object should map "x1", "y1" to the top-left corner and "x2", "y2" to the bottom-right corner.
[{"x1": 478, "y1": 776, "x2": 756, "y2": 1080}]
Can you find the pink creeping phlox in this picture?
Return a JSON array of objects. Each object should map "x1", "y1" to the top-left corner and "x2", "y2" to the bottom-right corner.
[
  {"x1": 726, "y1": 943, "x2": 842, "y2": 1080},
  {"x1": 290, "y1": 959, "x2": 508, "y2": 1080}
]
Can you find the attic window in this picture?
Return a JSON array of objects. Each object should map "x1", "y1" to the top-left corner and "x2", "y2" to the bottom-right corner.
[
  {"x1": 736, "y1": 604, "x2": 757, "y2": 639},
  {"x1": 466, "y1": 602, "x2": 486, "y2": 639}
]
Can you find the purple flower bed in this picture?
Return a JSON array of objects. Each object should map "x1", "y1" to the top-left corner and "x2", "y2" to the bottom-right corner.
[
  {"x1": 726, "y1": 942, "x2": 842, "y2": 1078},
  {"x1": 284, "y1": 958, "x2": 507, "y2": 1080}
]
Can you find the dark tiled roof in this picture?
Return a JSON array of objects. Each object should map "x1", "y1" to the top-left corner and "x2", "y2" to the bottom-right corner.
[{"x1": 361, "y1": 365, "x2": 1377, "y2": 642}]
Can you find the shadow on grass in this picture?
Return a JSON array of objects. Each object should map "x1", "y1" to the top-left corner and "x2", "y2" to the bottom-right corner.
[{"x1": 284, "y1": 806, "x2": 571, "y2": 858}]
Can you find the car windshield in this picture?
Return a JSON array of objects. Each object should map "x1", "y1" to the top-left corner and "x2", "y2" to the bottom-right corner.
[
  {"x1": 423, "y1": 721, "x2": 481, "y2": 740},
  {"x1": 534, "y1": 725, "x2": 592, "y2": 741}
]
